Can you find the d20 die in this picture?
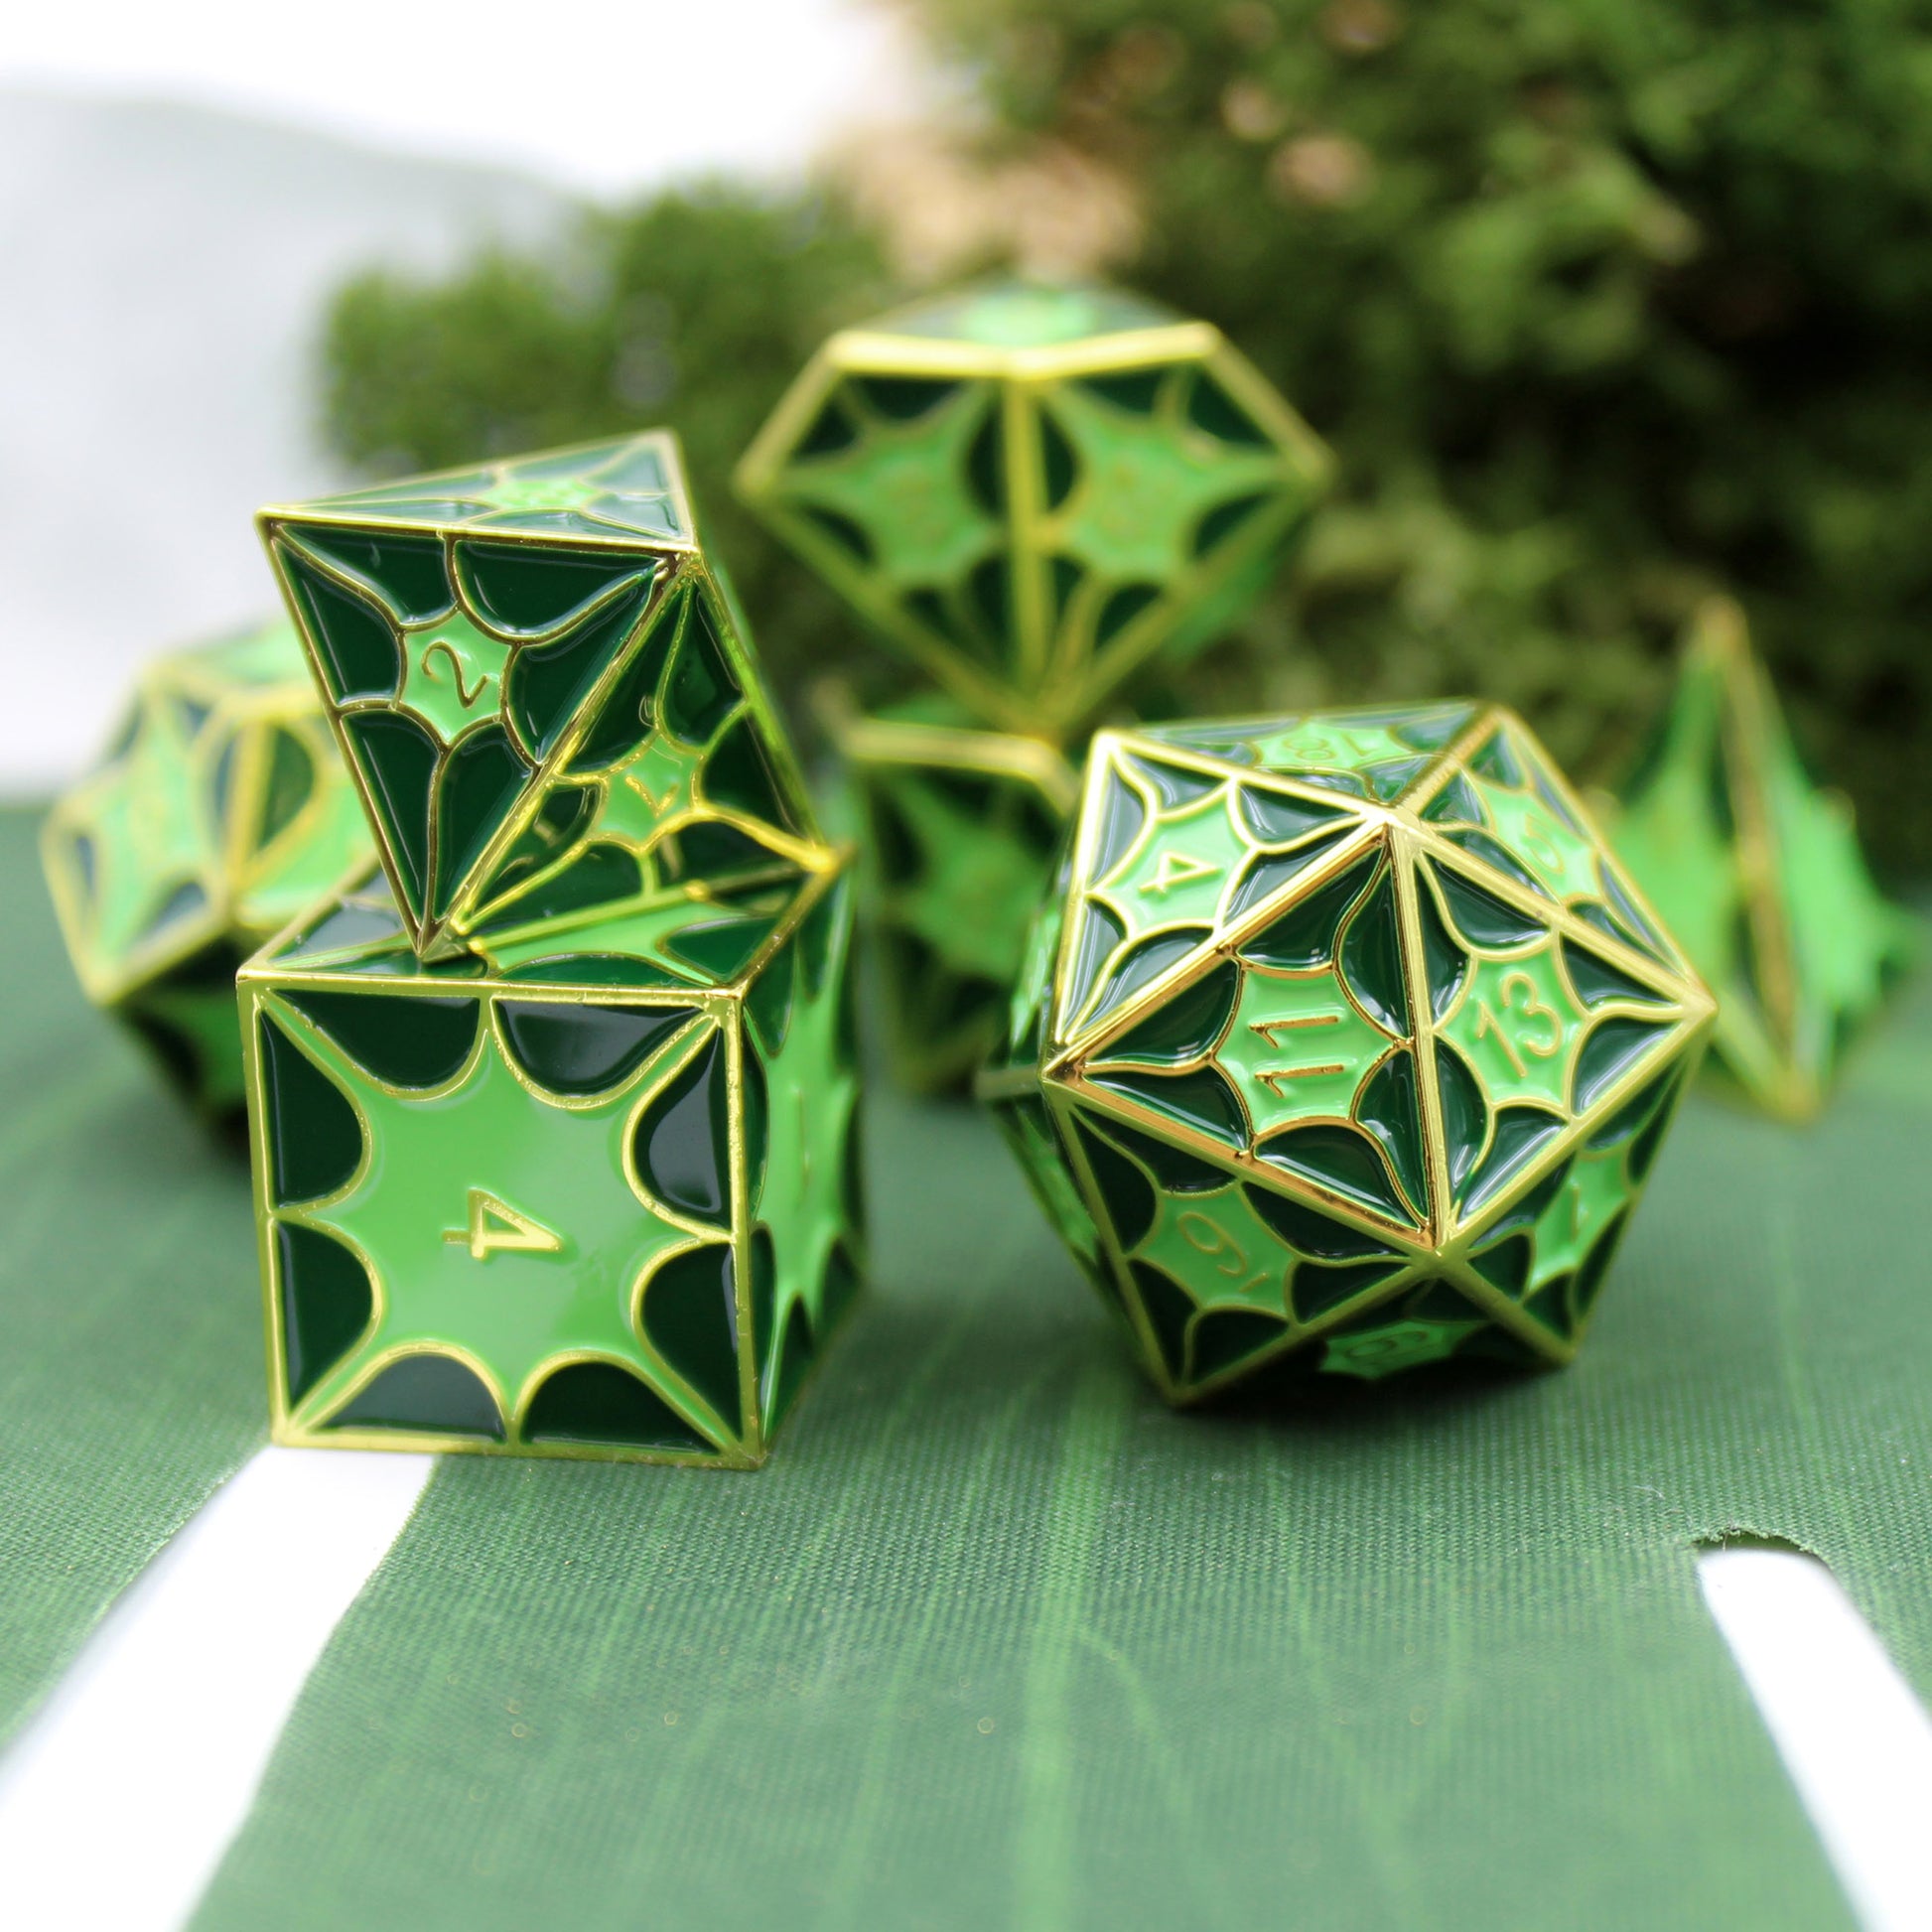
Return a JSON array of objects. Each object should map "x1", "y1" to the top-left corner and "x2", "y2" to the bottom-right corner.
[
  {"x1": 260, "y1": 431, "x2": 827, "y2": 960},
  {"x1": 41, "y1": 618, "x2": 372, "y2": 1126},
  {"x1": 1613, "y1": 597, "x2": 1915, "y2": 1120},
  {"x1": 737, "y1": 280, "x2": 1331, "y2": 739},
  {"x1": 829, "y1": 690, "x2": 1077, "y2": 1093},
  {"x1": 981, "y1": 705, "x2": 1715, "y2": 1400},
  {"x1": 239, "y1": 862, "x2": 863, "y2": 1466}
]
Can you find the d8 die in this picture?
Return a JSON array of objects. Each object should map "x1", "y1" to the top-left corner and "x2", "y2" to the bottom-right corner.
[
  {"x1": 1612, "y1": 597, "x2": 1913, "y2": 1120},
  {"x1": 41, "y1": 619, "x2": 372, "y2": 1126},
  {"x1": 260, "y1": 431, "x2": 827, "y2": 961},
  {"x1": 239, "y1": 862, "x2": 862, "y2": 1466},
  {"x1": 738, "y1": 281, "x2": 1331, "y2": 738},
  {"x1": 830, "y1": 691, "x2": 1077, "y2": 1093},
  {"x1": 982, "y1": 705, "x2": 1715, "y2": 1398}
]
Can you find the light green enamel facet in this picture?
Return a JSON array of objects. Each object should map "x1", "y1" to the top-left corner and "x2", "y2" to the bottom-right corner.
[
  {"x1": 752, "y1": 880, "x2": 862, "y2": 1427},
  {"x1": 40, "y1": 619, "x2": 373, "y2": 1126},
  {"x1": 1612, "y1": 598, "x2": 1911, "y2": 1118},
  {"x1": 1094, "y1": 782, "x2": 1248, "y2": 941},
  {"x1": 1437, "y1": 938, "x2": 1586, "y2": 1111},
  {"x1": 1133, "y1": 1178, "x2": 1294, "y2": 1317},
  {"x1": 1527, "y1": 1144, "x2": 1631, "y2": 1291},
  {"x1": 1043, "y1": 381, "x2": 1286, "y2": 584},
  {"x1": 288, "y1": 1005, "x2": 713, "y2": 1435},
  {"x1": 989, "y1": 704, "x2": 1715, "y2": 1402},
  {"x1": 395, "y1": 610, "x2": 514, "y2": 746},
  {"x1": 776, "y1": 384, "x2": 1001, "y2": 592},
  {"x1": 1216, "y1": 962, "x2": 1399, "y2": 1138},
  {"x1": 741, "y1": 285, "x2": 1330, "y2": 736}
]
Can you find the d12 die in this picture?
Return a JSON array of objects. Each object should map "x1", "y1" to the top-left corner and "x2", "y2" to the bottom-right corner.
[
  {"x1": 239, "y1": 862, "x2": 862, "y2": 1466},
  {"x1": 981, "y1": 705, "x2": 1715, "y2": 1399},
  {"x1": 829, "y1": 690, "x2": 1077, "y2": 1093},
  {"x1": 260, "y1": 432, "x2": 828, "y2": 961},
  {"x1": 738, "y1": 281, "x2": 1331, "y2": 739},
  {"x1": 41, "y1": 619, "x2": 372, "y2": 1126},
  {"x1": 1613, "y1": 597, "x2": 1914, "y2": 1120}
]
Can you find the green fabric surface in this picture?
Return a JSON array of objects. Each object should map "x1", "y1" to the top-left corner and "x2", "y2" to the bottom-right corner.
[
  {"x1": 0, "y1": 809, "x2": 264, "y2": 1739},
  {"x1": 194, "y1": 970, "x2": 1932, "y2": 1930}
]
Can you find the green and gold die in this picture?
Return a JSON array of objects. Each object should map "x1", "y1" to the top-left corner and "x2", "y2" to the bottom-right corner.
[
  {"x1": 1613, "y1": 597, "x2": 1914, "y2": 1120},
  {"x1": 982, "y1": 705, "x2": 1715, "y2": 1399},
  {"x1": 41, "y1": 619, "x2": 372, "y2": 1126},
  {"x1": 260, "y1": 431, "x2": 827, "y2": 962},
  {"x1": 829, "y1": 692, "x2": 1077, "y2": 1093},
  {"x1": 240, "y1": 864, "x2": 862, "y2": 1466},
  {"x1": 737, "y1": 281, "x2": 1332, "y2": 741}
]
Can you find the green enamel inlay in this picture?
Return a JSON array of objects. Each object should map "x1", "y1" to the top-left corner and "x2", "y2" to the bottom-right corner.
[
  {"x1": 1438, "y1": 939, "x2": 1587, "y2": 1112},
  {"x1": 1217, "y1": 961, "x2": 1399, "y2": 1140},
  {"x1": 1132, "y1": 1176, "x2": 1297, "y2": 1317}
]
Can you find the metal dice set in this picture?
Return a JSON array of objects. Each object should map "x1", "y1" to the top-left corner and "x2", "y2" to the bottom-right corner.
[{"x1": 43, "y1": 281, "x2": 1909, "y2": 1440}]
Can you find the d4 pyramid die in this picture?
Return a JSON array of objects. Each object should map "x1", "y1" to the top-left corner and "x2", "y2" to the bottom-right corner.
[
  {"x1": 260, "y1": 432, "x2": 828, "y2": 961},
  {"x1": 41, "y1": 618, "x2": 373, "y2": 1126},
  {"x1": 828, "y1": 690, "x2": 1078, "y2": 1092},
  {"x1": 737, "y1": 281, "x2": 1331, "y2": 739},
  {"x1": 239, "y1": 862, "x2": 862, "y2": 1465},
  {"x1": 981, "y1": 705, "x2": 1716, "y2": 1398},
  {"x1": 1612, "y1": 597, "x2": 1914, "y2": 1120}
]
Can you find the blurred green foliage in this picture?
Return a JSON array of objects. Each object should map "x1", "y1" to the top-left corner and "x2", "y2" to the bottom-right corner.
[{"x1": 322, "y1": 2, "x2": 1932, "y2": 872}]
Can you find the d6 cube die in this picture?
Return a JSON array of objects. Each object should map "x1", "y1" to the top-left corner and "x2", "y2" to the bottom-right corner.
[
  {"x1": 260, "y1": 431, "x2": 827, "y2": 961},
  {"x1": 41, "y1": 618, "x2": 372, "y2": 1126},
  {"x1": 738, "y1": 281, "x2": 1331, "y2": 739},
  {"x1": 983, "y1": 705, "x2": 1715, "y2": 1398},
  {"x1": 831, "y1": 692, "x2": 1076, "y2": 1093},
  {"x1": 240, "y1": 863, "x2": 862, "y2": 1465}
]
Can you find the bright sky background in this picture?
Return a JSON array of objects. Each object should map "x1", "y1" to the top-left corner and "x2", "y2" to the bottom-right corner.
[{"x1": 0, "y1": 0, "x2": 924, "y2": 196}]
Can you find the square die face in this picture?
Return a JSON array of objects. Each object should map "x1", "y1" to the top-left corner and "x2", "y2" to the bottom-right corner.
[{"x1": 245, "y1": 866, "x2": 860, "y2": 1465}]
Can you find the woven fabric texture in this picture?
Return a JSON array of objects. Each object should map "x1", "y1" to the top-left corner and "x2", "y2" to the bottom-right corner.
[
  {"x1": 9, "y1": 804, "x2": 1932, "y2": 1929},
  {"x1": 0, "y1": 811, "x2": 263, "y2": 1740}
]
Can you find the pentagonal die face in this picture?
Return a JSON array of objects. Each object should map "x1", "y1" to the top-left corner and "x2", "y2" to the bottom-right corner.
[
  {"x1": 986, "y1": 705, "x2": 1715, "y2": 1398},
  {"x1": 241, "y1": 864, "x2": 863, "y2": 1467},
  {"x1": 836, "y1": 697, "x2": 1077, "y2": 1093},
  {"x1": 40, "y1": 620, "x2": 372, "y2": 1123},
  {"x1": 261, "y1": 433, "x2": 826, "y2": 960},
  {"x1": 739, "y1": 282, "x2": 1331, "y2": 738}
]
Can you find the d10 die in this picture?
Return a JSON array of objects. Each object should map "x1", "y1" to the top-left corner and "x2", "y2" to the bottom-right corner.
[
  {"x1": 239, "y1": 862, "x2": 862, "y2": 1466},
  {"x1": 260, "y1": 432, "x2": 828, "y2": 961},
  {"x1": 737, "y1": 280, "x2": 1331, "y2": 739},
  {"x1": 982, "y1": 705, "x2": 1715, "y2": 1399},
  {"x1": 829, "y1": 690, "x2": 1077, "y2": 1093},
  {"x1": 1613, "y1": 597, "x2": 1914, "y2": 1120},
  {"x1": 41, "y1": 619, "x2": 372, "y2": 1126}
]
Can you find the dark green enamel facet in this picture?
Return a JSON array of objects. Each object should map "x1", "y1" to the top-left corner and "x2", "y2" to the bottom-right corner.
[
  {"x1": 280, "y1": 550, "x2": 402, "y2": 701},
  {"x1": 522, "y1": 1361, "x2": 710, "y2": 1450},
  {"x1": 1256, "y1": 1122, "x2": 1412, "y2": 1222},
  {"x1": 633, "y1": 1032, "x2": 732, "y2": 1226},
  {"x1": 1090, "y1": 1065, "x2": 1248, "y2": 1152},
  {"x1": 432, "y1": 726, "x2": 531, "y2": 914},
  {"x1": 641, "y1": 1243, "x2": 743, "y2": 1428},
  {"x1": 277, "y1": 1223, "x2": 373, "y2": 1404},
  {"x1": 284, "y1": 525, "x2": 452, "y2": 623},
  {"x1": 453, "y1": 543, "x2": 648, "y2": 636},
  {"x1": 503, "y1": 575, "x2": 654, "y2": 759},
  {"x1": 282, "y1": 990, "x2": 480, "y2": 1089},
  {"x1": 1460, "y1": 1107, "x2": 1565, "y2": 1213},
  {"x1": 1337, "y1": 869, "x2": 1410, "y2": 1035},
  {"x1": 343, "y1": 711, "x2": 438, "y2": 916},
  {"x1": 1240, "y1": 855, "x2": 1375, "y2": 969},
  {"x1": 330, "y1": 1354, "x2": 504, "y2": 1440},
  {"x1": 1433, "y1": 862, "x2": 1544, "y2": 950},
  {"x1": 1073, "y1": 1117, "x2": 1158, "y2": 1250},
  {"x1": 498, "y1": 1001, "x2": 694, "y2": 1097},
  {"x1": 663, "y1": 595, "x2": 742, "y2": 746},
  {"x1": 1102, "y1": 961, "x2": 1237, "y2": 1065},
  {"x1": 260, "y1": 1016, "x2": 361, "y2": 1204}
]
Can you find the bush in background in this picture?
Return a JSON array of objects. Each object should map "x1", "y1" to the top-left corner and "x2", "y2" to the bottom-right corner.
[{"x1": 323, "y1": 1, "x2": 1932, "y2": 873}]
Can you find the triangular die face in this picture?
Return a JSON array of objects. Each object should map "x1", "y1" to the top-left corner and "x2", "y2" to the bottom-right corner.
[
  {"x1": 1054, "y1": 1097, "x2": 1417, "y2": 1395},
  {"x1": 1053, "y1": 735, "x2": 1375, "y2": 1051},
  {"x1": 283, "y1": 434, "x2": 690, "y2": 546},
  {"x1": 1416, "y1": 846, "x2": 1698, "y2": 1239},
  {"x1": 458, "y1": 574, "x2": 825, "y2": 947},
  {"x1": 1142, "y1": 703, "x2": 1473, "y2": 805},
  {"x1": 1418, "y1": 721, "x2": 1687, "y2": 979},
  {"x1": 1611, "y1": 599, "x2": 1907, "y2": 1117},
  {"x1": 1061, "y1": 826, "x2": 1434, "y2": 1241},
  {"x1": 267, "y1": 517, "x2": 665, "y2": 947}
]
